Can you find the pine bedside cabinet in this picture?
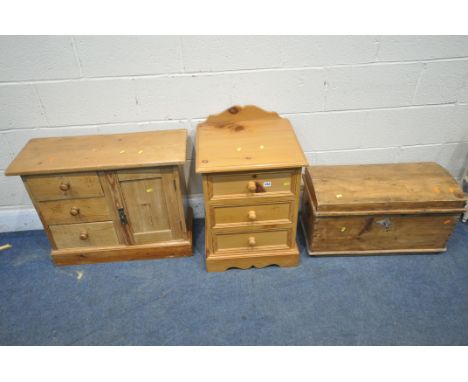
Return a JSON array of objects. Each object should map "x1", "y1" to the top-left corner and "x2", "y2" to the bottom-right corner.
[
  {"x1": 301, "y1": 162, "x2": 467, "y2": 256},
  {"x1": 5, "y1": 130, "x2": 192, "y2": 265},
  {"x1": 196, "y1": 106, "x2": 307, "y2": 272}
]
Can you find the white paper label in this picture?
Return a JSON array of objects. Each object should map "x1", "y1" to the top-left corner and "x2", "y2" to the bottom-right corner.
[{"x1": 263, "y1": 181, "x2": 272, "y2": 187}]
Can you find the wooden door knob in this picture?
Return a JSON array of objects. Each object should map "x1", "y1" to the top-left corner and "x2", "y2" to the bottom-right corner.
[
  {"x1": 248, "y1": 210, "x2": 257, "y2": 221},
  {"x1": 79, "y1": 232, "x2": 88, "y2": 240},
  {"x1": 247, "y1": 181, "x2": 256, "y2": 192},
  {"x1": 69, "y1": 207, "x2": 80, "y2": 216},
  {"x1": 59, "y1": 182, "x2": 70, "y2": 191},
  {"x1": 248, "y1": 236, "x2": 256, "y2": 247}
]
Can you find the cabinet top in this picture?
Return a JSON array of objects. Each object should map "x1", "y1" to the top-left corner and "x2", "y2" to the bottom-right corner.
[
  {"x1": 195, "y1": 105, "x2": 307, "y2": 173},
  {"x1": 5, "y1": 129, "x2": 187, "y2": 176},
  {"x1": 306, "y1": 162, "x2": 467, "y2": 215}
]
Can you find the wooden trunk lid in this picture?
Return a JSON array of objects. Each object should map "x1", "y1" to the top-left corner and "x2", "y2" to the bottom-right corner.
[{"x1": 305, "y1": 162, "x2": 466, "y2": 216}]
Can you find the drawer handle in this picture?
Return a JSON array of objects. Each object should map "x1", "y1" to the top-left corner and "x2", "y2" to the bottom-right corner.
[
  {"x1": 247, "y1": 181, "x2": 257, "y2": 192},
  {"x1": 70, "y1": 207, "x2": 80, "y2": 216},
  {"x1": 79, "y1": 231, "x2": 89, "y2": 240},
  {"x1": 59, "y1": 182, "x2": 70, "y2": 191},
  {"x1": 248, "y1": 236, "x2": 256, "y2": 247},
  {"x1": 248, "y1": 210, "x2": 257, "y2": 221}
]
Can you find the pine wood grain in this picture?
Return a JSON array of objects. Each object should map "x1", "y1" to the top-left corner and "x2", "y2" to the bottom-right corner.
[
  {"x1": 49, "y1": 221, "x2": 120, "y2": 249},
  {"x1": 196, "y1": 106, "x2": 307, "y2": 174},
  {"x1": 302, "y1": 162, "x2": 465, "y2": 256},
  {"x1": 309, "y1": 214, "x2": 459, "y2": 253},
  {"x1": 209, "y1": 170, "x2": 295, "y2": 200},
  {"x1": 52, "y1": 208, "x2": 193, "y2": 265},
  {"x1": 198, "y1": 106, "x2": 305, "y2": 272},
  {"x1": 211, "y1": 201, "x2": 292, "y2": 228},
  {"x1": 214, "y1": 229, "x2": 290, "y2": 253},
  {"x1": 118, "y1": 167, "x2": 184, "y2": 245},
  {"x1": 205, "y1": 245, "x2": 300, "y2": 272},
  {"x1": 25, "y1": 173, "x2": 104, "y2": 201},
  {"x1": 98, "y1": 171, "x2": 134, "y2": 245},
  {"x1": 119, "y1": 175, "x2": 172, "y2": 243},
  {"x1": 306, "y1": 162, "x2": 466, "y2": 215},
  {"x1": 38, "y1": 197, "x2": 111, "y2": 225},
  {"x1": 5, "y1": 130, "x2": 187, "y2": 176},
  {"x1": 7, "y1": 129, "x2": 192, "y2": 266},
  {"x1": 204, "y1": 105, "x2": 281, "y2": 123},
  {"x1": 21, "y1": 175, "x2": 58, "y2": 249}
]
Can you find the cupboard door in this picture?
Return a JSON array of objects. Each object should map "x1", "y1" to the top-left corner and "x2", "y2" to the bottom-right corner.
[{"x1": 118, "y1": 168, "x2": 183, "y2": 244}]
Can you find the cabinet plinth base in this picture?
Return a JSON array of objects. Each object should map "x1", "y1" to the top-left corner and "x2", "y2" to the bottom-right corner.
[
  {"x1": 52, "y1": 240, "x2": 192, "y2": 265},
  {"x1": 205, "y1": 245, "x2": 300, "y2": 272}
]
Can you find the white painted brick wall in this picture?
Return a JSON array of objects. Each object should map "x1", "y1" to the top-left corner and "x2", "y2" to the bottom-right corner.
[
  {"x1": 377, "y1": 36, "x2": 468, "y2": 61},
  {"x1": 1, "y1": 36, "x2": 468, "y2": 231},
  {"x1": 325, "y1": 63, "x2": 422, "y2": 110},
  {"x1": 74, "y1": 36, "x2": 184, "y2": 77},
  {"x1": 0, "y1": 85, "x2": 48, "y2": 129},
  {"x1": 231, "y1": 69, "x2": 326, "y2": 113},
  {"x1": 281, "y1": 36, "x2": 378, "y2": 67},
  {"x1": 134, "y1": 75, "x2": 232, "y2": 120},
  {"x1": 181, "y1": 36, "x2": 283, "y2": 72},
  {"x1": 0, "y1": 36, "x2": 79, "y2": 81},
  {"x1": 413, "y1": 60, "x2": 468, "y2": 105},
  {"x1": 36, "y1": 79, "x2": 137, "y2": 126}
]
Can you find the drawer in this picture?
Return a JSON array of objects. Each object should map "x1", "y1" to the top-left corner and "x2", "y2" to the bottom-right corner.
[
  {"x1": 26, "y1": 172, "x2": 103, "y2": 201},
  {"x1": 211, "y1": 201, "x2": 292, "y2": 228},
  {"x1": 209, "y1": 171, "x2": 295, "y2": 199},
  {"x1": 213, "y1": 229, "x2": 290, "y2": 253},
  {"x1": 50, "y1": 221, "x2": 119, "y2": 249},
  {"x1": 38, "y1": 197, "x2": 111, "y2": 225}
]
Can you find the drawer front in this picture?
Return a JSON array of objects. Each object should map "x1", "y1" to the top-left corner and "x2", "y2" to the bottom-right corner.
[
  {"x1": 209, "y1": 171, "x2": 294, "y2": 199},
  {"x1": 212, "y1": 201, "x2": 291, "y2": 228},
  {"x1": 311, "y1": 214, "x2": 459, "y2": 253},
  {"x1": 38, "y1": 197, "x2": 111, "y2": 225},
  {"x1": 26, "y1": 173, "x2": 103, "y2": 201},
  {"x1": 213, "y1": 229, "x2": 290, "y2": 253},
  {"x1": 50, "y1": 221, "x2": 119, "y2": 249}
]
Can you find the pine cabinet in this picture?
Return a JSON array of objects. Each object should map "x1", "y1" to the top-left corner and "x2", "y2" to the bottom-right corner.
[
  {"x1": 196, "y1": 106, "x2": 307, "y2": 272},
  {"x1": 6, "y1": 130, "x2": 192, "y2": 265}
]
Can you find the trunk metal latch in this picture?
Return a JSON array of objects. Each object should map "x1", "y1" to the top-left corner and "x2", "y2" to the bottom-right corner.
[
  {"x1": 118, "y1": 208, "x2": 128, "y2": 225},
  {"x1": 376, "y1": 218, "x2": 392, "y2": 231}
]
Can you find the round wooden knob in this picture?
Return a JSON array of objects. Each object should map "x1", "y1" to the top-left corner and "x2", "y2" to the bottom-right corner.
[
  {"x1": 69, "y1": 207, "x2": 80, "y2": 216},
  {"x1": 79, "y1": 232, "x2": 88, "y2": 240},
  {"x1": 248, "y1": 236, "x2": 256, "y2": 247},
  {"x1": 59, "y1": 182, "x2": 70, "y2": 191},
  {"x1": 248, "y1": 210, "x2": 257, "y2": 221},
  {"x1": 247, "y1": 181, "x2": 256, "y2": 192}
]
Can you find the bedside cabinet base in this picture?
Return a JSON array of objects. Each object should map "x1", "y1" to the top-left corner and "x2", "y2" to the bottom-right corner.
[{"x1": 206, "y1": 245, "x2": 300, "y2": 272}]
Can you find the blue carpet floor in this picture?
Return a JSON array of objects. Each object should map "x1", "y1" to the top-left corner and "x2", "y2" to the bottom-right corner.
[{"x1": 0, "y1": 219, "x2": 467, "y2": 345}]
